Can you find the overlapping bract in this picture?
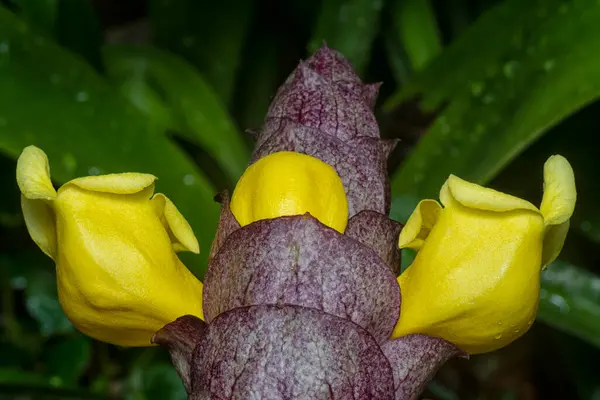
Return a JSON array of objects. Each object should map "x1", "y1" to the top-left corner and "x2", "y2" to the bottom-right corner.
[{"x1": 158, "y1": 46, "x2": 463, "y2": 400}]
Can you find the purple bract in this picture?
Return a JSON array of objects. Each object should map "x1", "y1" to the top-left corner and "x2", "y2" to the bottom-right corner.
[{"x1": 156, "y1": 46, "x2": 465, "y2": 400}]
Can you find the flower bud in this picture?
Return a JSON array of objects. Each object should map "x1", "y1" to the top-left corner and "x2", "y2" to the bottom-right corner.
[
  {"x1": 230, "y1": 151, "x2": 349, "y2": 233},
  {"x1": 392, "y1": 155, "x2": 576, "y2": 354},
  {"x1": 17, "y1": 146, "x2": 204, "y2": 346}
]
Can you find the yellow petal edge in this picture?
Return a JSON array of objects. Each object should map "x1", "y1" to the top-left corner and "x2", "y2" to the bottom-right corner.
[
  {"x1": 397, "y1": 199, "x2": 442, "y2": 250},
  {"x1": 67, "y1": 173, "x2": 157, "y2": 194},
  {"x1": 151, "y1": 193, "x2": 200, "y2": 254},
  {"x1": 16, "y1": 145, "x2": 57, "y2": 200},
  {"x1": 540, "y1": 154, "x2": 576, "y2": 226},
  {"x1": 443, "y1": 174, "x2": 538, "y2": 213}
]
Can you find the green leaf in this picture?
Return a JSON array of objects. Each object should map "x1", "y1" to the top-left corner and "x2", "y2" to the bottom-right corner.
[
  {"x1": 0, "y1": 368, "x2": 53, "y2": 386},
  {"x1": 539, "y1": 260, "x2": 600, "y2": 348},
  {"x1": 148, "y1": 0, "x2": 254, "y2": 105},
  {"x1": 44, "y1": 335, "x2": 92, "y2": 387},
  {"x1": 387, "y1": 0, "x2": 600, "y2": 199},
  {"x1": 0, "y1": 6, "x2": 219, "y2": 275},
  {"x1": 12, "y1": 0, "x2": 103, "y2": 71},
  {"x1": 103, "y1": 44, "x2": 250, "y2": 185},
  {"x1": 24, "y1": 260, "x2": 73, "y2": 337},
  {"x1": 125, "y1": 363, "x2": 186, "y2": 400},
  {"x1": 0, "y1": 378, "x2": 102, "y2": 399},
  {"x1": 14, "y1": 0, "x2": 58, "y2": 35},
  {"x1": 390, "y1": 0, "x2": 442, "y2": 71},
  {"x1": 308, "y1": 0, "x2": 385, "y2": 74},
  {"x1": 234, "y1": 34, "x2": 285, "y2": 131}
]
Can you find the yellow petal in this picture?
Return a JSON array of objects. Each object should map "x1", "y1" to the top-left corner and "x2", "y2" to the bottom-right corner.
[
  {"x1": 54, "y1": 186, "x2": 203, "y2": 346},
  {"x1": 230, "y1": 151, "x2": 348, "y2": 233},
  {"x1": 442, "y1": 174, "x2": 538, "y2": 213},
  {"x1": 16, "y1": 146, "x2": 57, "y2": 200},
  {"x1": 21, "y1": 195, "x2": 57, "y2": 260},
  {"x1": 393, "y1": 205, "x2": 544, "y2": 354},
  {"x1": 151, "y1": 193, "x2": 200, "y2": 254},
  {"x1": 540, "y1": 155, "x2": 576, "y2": 226},
  {"x1": 541, "y1": 220, "x2": 570, "y2": 269},
  {"x1": 398, "y1": 199, "x2": 442, "y2": 250},
  {"x1": 66, "y1": 173, "x2": 157, "y2": 195}
]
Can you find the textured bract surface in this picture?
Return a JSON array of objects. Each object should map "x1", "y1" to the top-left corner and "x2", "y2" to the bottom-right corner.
[
  {"x1": 190, "y1": 305, "x2": 395, "y2": 399},
  {"x1": 346, "y1": 210, "x2": 403, "y2": 275},
  {"x1": 252, "y1": 46, "x2": 394, "y2": 216},
  {"x1": 204, "y1": 214, "x2": 400, "y2": 343},
  {"x1": 382, "y1": 335, "x2": 466, "y2": 399}
]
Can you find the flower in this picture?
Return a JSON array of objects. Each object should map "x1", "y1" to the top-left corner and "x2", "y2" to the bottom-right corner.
[
  {"x1": 16, "y1": 145, "x2": 204, "y2": 346},
  {"x1": 230, "y1": 151, "x2": 349, "y2": 233},
  {"x1": 392, "y1": 155, "x2": 576, "y2": 354}
]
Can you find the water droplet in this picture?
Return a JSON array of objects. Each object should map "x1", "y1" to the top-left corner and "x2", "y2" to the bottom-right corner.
[
  {"x1": 62, "y1": 153, "x2": 77, "y2": 173},
  {"x1": 503, "y1": 60, "x2": 519, "y2": 78},
  {"x1": 372, "y1": 0, "x2": 384, "y2": 10},
  {"x1": 0, "y1": 40, "x2": 9, "y2": 54},
  {"x1": 182, "y1": 36, "x2": 195, "y2": 48},
  {"x1": 439, "y1": 118, "x2": 450, "y2": 136},
  {"x1": 494, "y1": 334, "x2": 503, "y2": 340},
  {"x1": 75, "y1": 91, "x2": 89, "y2": 102},
  {"x1": 183, "y1": 174, "x2": 195, "y2": 186},
  {"x1": 470, "y1": 124, "x2": 486, "y2": 142},
  {"x1": 482, "y1": 94, "x2": 495, "y2": 104},
  {"x1": 549, "y1": 293, "x2": 570, "y2": 313},
  {"x1": 470, "y1": 82, "x2": 484, "y2": 97},
  {"x1": 580, "y1": 220, "x2": 592, "y2": 232},
  {"x1": 543, "y1": 59, "x2": 555, "y2": 71},
  {"x1": 49, "y1": 376, "x2": 62, "y2": 387},
  {"x1": 88, "y1": 166, "x2": 100, "y2": 175},
  {"x1": 49, "y1": 73, "x2": 61, "y2": 84},
  {"x1": 10, "y1": 275, "x2": 27, "y2": 290}
]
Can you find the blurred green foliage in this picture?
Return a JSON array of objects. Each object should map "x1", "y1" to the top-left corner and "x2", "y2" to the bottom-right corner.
[{"x1": 1, "y1": 0, "x2": 599, "y2": 398}]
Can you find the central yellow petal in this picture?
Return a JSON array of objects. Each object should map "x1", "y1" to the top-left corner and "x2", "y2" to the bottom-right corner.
[{"x1": 230, "y1": 151, "x2": 349, "y2": 233}]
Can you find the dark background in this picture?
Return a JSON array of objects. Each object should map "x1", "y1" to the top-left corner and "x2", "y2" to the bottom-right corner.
[{"x1": 1, "y1": 0, "x2": 600, "y2": 399}]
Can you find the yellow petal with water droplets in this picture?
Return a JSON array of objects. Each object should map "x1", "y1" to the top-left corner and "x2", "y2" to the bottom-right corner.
[
  {"x1": 66, "y1": 173, "x2": 157, "y2": 195},
  {"x1": 151, "y1": 193, "x2": 200, "y2": 254},
  {"x1": 21, "y1": 195, "x2": 57, "y2": 260},
  {"x1": 443, "y1": 174, "x2": 539, "y2": 213},
  {"x1": 398, "y1": 199, "x2": 442, "y2": 250},
  {"x1": 540, "y1": 155, "x2": 576, "y2": 226},
  {"x1": 16, "y1": 146, "x2": 57, "y2": 200}
]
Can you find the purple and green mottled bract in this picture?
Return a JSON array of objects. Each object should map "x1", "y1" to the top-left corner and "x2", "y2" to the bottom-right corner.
[{"x1": 155, "y1": 46, "x2": 466, "y2": 399}]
